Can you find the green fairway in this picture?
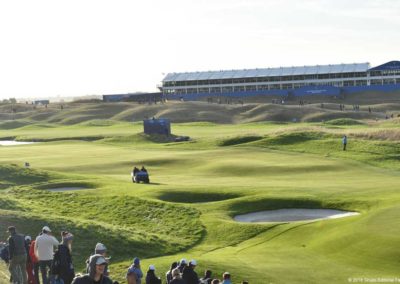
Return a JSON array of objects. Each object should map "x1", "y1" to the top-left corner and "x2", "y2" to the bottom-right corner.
[{"x1": 0, "y1": 104, "x2": 400, "y2": 283}]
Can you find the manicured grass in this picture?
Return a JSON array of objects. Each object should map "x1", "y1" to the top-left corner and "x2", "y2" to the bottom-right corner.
[{"x1": 1, "y1": 117, "x2": 400, "y2": 283}]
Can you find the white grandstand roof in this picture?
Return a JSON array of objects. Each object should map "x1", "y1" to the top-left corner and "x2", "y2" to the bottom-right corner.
[{"x1": 163, "y1": 63, "x2": 370, "y2": 82}]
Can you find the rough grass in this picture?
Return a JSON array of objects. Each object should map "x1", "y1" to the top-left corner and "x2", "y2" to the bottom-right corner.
[
  {"x1": 324, "y1": 118, "x2": 365, "y2": 126},
  {"x1": 1, "y1": 118, "x2": 400, "y2": 283},
  {"x1": 218, "y1": 135, "x2": 263, "y2": 146}
]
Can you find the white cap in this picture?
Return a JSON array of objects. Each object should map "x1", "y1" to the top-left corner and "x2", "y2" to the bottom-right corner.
[
  {"x1": 95, "y1": 243, "x2": 107, "y2": 251},
  {"x1": 95, "y1": 256, "x2": 108, "y2": 265},
  {"x1": 149, "y1": 265, "x2": 156, "y2": 271},
  {"x1": 180, "y1": 258, "x2": 187, "y2": 264},
  {"x1": 190, "y1": 259, "x2": 197, "y2": 266},
  {"x1": 25, "y1": 236, "x2": 31, "y2": 241},
  {"x1": 42, "y1": 226, "x2": 51, "y2": 232}
]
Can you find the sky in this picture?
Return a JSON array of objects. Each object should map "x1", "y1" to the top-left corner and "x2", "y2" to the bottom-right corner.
[{"x1": 0, "y1": 0, "x2": 399, "y2": 99}]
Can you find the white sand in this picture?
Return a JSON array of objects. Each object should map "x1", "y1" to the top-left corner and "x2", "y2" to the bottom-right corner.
[
  {"x1": 47, "y1": 187, "x2": 91, "y2": 192},
  {"x1": 0, "y1": 141, "x2": 36, "y2": 146},
  {"x1": 234, "y1": 208, "x2": 360, "y2": 223}
]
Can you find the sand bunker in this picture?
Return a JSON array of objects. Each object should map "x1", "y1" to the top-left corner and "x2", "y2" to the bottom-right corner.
[
  {"x1": 234, "y1": 208, "x2": 359, "y2": 223},
  {"x1": 47, "y1": 187, "x2": 91, "y2": 192},
  {"x1": 0, "y1": 140, "x2": 36, "y2": 146}
]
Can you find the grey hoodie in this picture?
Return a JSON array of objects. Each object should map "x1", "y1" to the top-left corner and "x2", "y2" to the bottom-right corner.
[{"x1": 72, "y1": 255, "x2": 113, "y2": 284}]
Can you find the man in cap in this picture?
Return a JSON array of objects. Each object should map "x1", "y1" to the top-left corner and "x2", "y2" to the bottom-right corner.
[
  {"x1": 7, "y1": 226, "x2": 28, "y2": 284},
  {"x1": 71, "y1": 254, "x2": 113, "y2": 284},
  {"x1": 182, "y1": 259, "x2": 199, "y2": 284},
  {"x1": 34, "y1": 226, "x2": 59, "y2": 284}
]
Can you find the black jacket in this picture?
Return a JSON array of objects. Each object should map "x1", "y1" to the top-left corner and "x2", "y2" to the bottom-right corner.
[
  {"x1": 170, "y1": 279, "x2": 186, "y2": 284},
  {"x1": 71, "y1": 275, "x2": 113, "y2": 284},
  {"x1": 56, "y1": 244, "x2": 75, "y2": 284},
  {"x1": 182, "y1": 266, "x2": 199, "y2": 284},
  {"x1": 146, "y1": 271, "x2": 161, "y2": 284},
  {"x1": 8, "y1": 233, "x2": 26, "y2": 259}
]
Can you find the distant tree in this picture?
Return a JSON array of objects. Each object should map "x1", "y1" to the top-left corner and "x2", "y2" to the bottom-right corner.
[
  {"x1": 9, "y1": 98, "x2": 17, "y2": 104},
  {"x1": 2, "y1": 99, "x2": 9, "y2": 104}
]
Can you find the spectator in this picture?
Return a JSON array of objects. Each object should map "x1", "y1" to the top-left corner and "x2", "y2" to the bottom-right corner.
[
  {"x1": 342, "y1": 135, "x2": 347, "y2": 151},
  {"x1": 25, "y1": 236, "x2": 36, "y2": 284},
  {"x1": 8, "y1": 226, "x2": 28, "y2": 284},
  {"x1": 145, "y1": 265, "x2": 161, "y2": 284},
  {"x1": 170, "y1": 268, "x2": 185, "y2": 284},
  {"x1": 177, "y1": 259, "x2": 187, "y2": 273},
  {"x1": 52, "y1": 231, "x2": 75, "y2": 284},
  {"x1": 221, "y1": 272, "x2": 232, "y2": 284},
  {"x1": 165, "y1": 261, "x2": 178, "y2": 284},
  {"x1": 200, "y1": 270, "x2": 212, "y2": 284},
  {"x1": 35, "y1": 226, "x2": 59, "y2": 284},
  {"x1": 90, "y1": 243, "x2": 110, "y2": 277},
  {"x1": 182, "y1": 259, "x2": 199, "y2": 284},
  {"x1": 211, "y1": 280, "x2": 220, "y2": 284},
  {"x1": 127, "y1": 257, "x2": 143, "y2": 284},
  {"x1": 71, "y1": 254, "x2": 113, "y2": 284},
  {"x1": 29, "y1": 235, "x2": 40, "y2": 284}
]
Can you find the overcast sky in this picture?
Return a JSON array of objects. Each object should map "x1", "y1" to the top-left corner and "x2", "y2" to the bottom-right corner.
[{"x1": 0, "y1": 0, "x2": 399, "y2": 99}]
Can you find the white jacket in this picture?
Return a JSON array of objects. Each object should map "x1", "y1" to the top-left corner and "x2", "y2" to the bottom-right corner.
[{"x1": 34, "y1": 234, "x2": 59, "y2": 261}]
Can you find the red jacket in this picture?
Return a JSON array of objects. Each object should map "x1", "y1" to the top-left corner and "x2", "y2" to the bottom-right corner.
[{"x1": 29, "y1": 240, "x2": 39, "y2": 264}]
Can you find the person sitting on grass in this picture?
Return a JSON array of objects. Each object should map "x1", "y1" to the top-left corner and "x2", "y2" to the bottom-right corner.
[
  {"x1": 72, "y1": 255, "x2": 113, "y2": 284},
  {"x1": 145, "y1": 265, "x2": 161, "y2": 284}
]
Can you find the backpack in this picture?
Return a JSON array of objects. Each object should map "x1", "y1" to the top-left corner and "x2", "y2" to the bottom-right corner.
[
  {"x1": 51, "y1": 247, "x2": 62, "y2": 275},
  {"x1": 0, "y1": 246, "x2": 9, "y2": 262}
]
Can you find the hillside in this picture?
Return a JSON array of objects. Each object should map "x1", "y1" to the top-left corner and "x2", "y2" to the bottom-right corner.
[{"x1": 1, "y1": 100, "x2": 399, "y2": 126}]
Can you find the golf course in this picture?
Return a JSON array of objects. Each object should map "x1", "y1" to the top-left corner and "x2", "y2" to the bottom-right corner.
[{"x1": 1, "y1": 101, "x2": 400, "y2": 283}]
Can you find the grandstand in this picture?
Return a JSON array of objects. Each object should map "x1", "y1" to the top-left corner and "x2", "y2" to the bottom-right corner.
[{"x1": 161, "y1": 61, "x2": 400, "y2": 100}]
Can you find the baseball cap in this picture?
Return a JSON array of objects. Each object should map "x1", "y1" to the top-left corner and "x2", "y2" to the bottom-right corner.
[
  {"x1": 42, "y1": 226, "x2": 51, "y2": 232},
  {"x1": 149, "y1": 265, "x2": 155, "y2": 271},
  {"x1": 25, "y1": 236, "x2": 32, "y2": 242},
  {"x1": 133, "y1": 257, "x2": 140, "y2": 265},
  {"x1": 95, "y1": 243, "x2": 107, "y2": 251},
  {"x1": 179, "y1": 258, "x2": 187, "y2": 265},
  {"x1": 96, "y1": 256, "x2": 107, "y2": 265},
  {"x1": 190, "y1": 259, "x2": 197, "y2": 266}
]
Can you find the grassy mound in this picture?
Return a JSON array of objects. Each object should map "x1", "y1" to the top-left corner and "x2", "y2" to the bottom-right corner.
[
  {"x1": 11, "y1": 189, "x2": 203, "y2": 254},
  {"x1": 158, "y1": 191, "x2": 241, "y2": 203},
  {"x1": 218, "y1": 135, "x2": 263, "y2": 146},
  {"x1": 0, "y1": 164, "x2": 51, "y2": 188},
  {"x1": 324, "y1": 118, "x2": 365, "y2": 126},
  {"x1": 0, "y1": 120, "x2": 30, "y2": 130}
]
